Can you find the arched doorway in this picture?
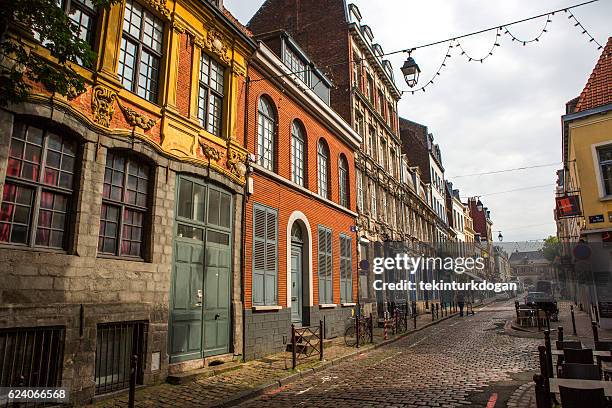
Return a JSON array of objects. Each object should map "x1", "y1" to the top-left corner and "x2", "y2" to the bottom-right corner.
[{"x1": 290, "y1": 222, "x2": 305, "y2": 324}]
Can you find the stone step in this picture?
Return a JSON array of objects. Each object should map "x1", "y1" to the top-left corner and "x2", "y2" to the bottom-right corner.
[{"x1": 166, "y1": 360, "x2": 241, "y2": 385}]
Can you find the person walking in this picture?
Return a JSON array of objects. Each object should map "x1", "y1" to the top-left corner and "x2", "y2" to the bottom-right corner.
[{"x1": 457, "y1": 292, "x2": 465, "y2": 317}]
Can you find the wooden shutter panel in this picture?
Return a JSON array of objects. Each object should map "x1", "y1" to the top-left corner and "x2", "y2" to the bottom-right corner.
[
  {"x1": 325, "y1": 229, "x2": 332, "y2": 304},
  {"x1": 318, "y1": 227, "x2": 326, "y2": 304},
  {"x1": 264, "y1": 209, "x2": 277, "y2": 305},
  {"x1": 252, "y1": 206, "x2": 266, "y2": 305}
]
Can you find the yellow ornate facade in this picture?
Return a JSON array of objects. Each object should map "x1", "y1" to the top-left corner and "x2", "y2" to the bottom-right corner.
[{"x1": 17, "y1": 0, "x2": 253, "y2": 184}]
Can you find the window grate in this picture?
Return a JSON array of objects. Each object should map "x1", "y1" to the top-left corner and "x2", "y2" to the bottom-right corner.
[
  {"x1": 0, "y1": 326, "x2": 65, "y2": 391},
  {"x1": 95, "y1": 321, "x2": 148, "y2": 395}
]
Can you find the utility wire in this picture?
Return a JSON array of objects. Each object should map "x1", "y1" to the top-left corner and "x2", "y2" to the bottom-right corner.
[
  {"x1": 382, "y1": 0, "x2": 601, "y2": 56},
  {"x1": 450, "y1": 162, "x2": 561, "y2": 178},
  {"x1": 470, "y1": 184, "x2": 554, "y2": 197}
]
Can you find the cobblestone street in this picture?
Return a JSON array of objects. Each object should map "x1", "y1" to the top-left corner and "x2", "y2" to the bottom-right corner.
[{"x1": 239, "y1": 299, "x2": 541, "y2": 408}]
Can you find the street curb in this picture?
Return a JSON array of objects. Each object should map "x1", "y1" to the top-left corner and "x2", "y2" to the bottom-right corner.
[{"x1": 211, "y1": 298, "x2": 501, "y2": 407}]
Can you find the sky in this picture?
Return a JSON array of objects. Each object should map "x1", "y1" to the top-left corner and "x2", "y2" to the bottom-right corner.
[{"x1": 224, "y1": 0, "x2": 611, "y2": 243}]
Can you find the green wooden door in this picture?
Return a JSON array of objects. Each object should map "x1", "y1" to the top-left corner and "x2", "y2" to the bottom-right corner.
[
  {"x1": 170, "y1": 177, "x2": 232, "y2": 363},
  {"x1": 170, "y1": 237, "x2": 205, "y2": 362},
  {"x1": 203, "y1": 230, "x2": 231, "y2": 356}
]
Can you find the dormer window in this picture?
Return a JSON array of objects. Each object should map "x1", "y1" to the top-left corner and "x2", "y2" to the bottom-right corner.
[
  {"x1": 348, "y1": 3, "x2": 362, "y2": 23},
  {"x1": 283, "y1": 44, "x2": 308, "y2": 85},
  {"x1": 373, "y1": 44, "x2": 383, "y2": 58},
  {"x1": 361, "y1": 25, "x2": 374, "y2": 43}
]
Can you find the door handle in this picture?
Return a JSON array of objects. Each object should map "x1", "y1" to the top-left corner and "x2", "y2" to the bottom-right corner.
[
  {"x1": 291, "y1": 297, "x2": 298, "y2": 301},
  {"x1": 215, "y1": 314, "x2": 220, "y2": 320}
]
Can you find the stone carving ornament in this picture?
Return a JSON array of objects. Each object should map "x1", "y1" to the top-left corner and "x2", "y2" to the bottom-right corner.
[
  {"x1": 117, "y1": 100, "x2": 157, "y2": 130},
  {"x1": 91, "y1": 85, "x2": 117, "y2": 127},
  {"x1": 227, "y1": 148, "x2": 247, "y2": 178}
]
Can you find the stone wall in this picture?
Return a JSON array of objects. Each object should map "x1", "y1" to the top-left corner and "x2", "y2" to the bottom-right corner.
[{"x1": 0, "y1": 102, "x2": 244, "y2": 404}]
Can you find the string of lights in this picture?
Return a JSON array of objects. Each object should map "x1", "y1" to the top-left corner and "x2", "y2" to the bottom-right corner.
[
  {"x1": 403, "y1": 41, "x2": 454, "y2": 94},
  {"x1": 455, "y1": 28, "x2": 501, "y2": 63},
  {"x1": 503, "y1": 14, "x2": 552, "y2": 45},
  {"x1": 565, "y1": 9, "x2": 604, "y2": 49}
]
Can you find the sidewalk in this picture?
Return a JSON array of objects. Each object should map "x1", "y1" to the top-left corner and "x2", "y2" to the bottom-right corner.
[{"x1": 91, "y1": 303, "x2": 483, "y2": 408}]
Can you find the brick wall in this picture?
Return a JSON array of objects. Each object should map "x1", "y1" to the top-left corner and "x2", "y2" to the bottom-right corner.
[
  {"x1": 399, "y1": 118, "x2": 431, "y2": 184},
  {"x1": 176, "y1": 32, "x2": 193, "y2": 118},
  {"x1": 248, "y1": 0, "x2": 353, "y2": 124}
]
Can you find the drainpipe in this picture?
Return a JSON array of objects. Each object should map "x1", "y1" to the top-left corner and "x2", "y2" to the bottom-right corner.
[{"x1": 240, "y1": 62, "x2": 251, "y2": 360}]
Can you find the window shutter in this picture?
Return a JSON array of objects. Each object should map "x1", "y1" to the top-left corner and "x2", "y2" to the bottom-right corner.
[
  {"x1": 325, "y1": 228, "x2": 332, "y2": 304},
  {"x1": 252, "y1": 206, "x2": 266, "y2": 305},
  {"x1": 264, "y1": 209, "x2": 277, "y2": 305},
  {"x1": 318, "y1": 227, "x2": 326, "y2": 304},
  {"x1": 252, "y1": 204, "x2": 277, "y2": 306}
]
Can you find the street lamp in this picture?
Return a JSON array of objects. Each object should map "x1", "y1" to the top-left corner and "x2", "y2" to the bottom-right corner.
[
  {"x1": 401, "y1": 53, "x2": 420, "y2": 88},
  {"x1": 476, "y1": 198, "x2": 484, "y2": 211},
  {"x1": 498, "y1": 231, "x2": 504, "y2": 242}
]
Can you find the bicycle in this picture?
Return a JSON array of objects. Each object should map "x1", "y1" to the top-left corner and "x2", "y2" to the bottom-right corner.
[{"x1": 344, "y1": 316, "x2": 371, "y2": 347}]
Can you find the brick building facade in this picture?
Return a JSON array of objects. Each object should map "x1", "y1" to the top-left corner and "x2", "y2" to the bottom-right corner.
[{"x1": 241, "y1": 38, "x2": 360, "y2": 359}]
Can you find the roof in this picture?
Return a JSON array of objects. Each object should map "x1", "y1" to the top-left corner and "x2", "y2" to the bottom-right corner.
[
  {"x1": 508, "y1": 250, "x2": 549, "y2": 265},
  {"x1": 222, "y1": 8, "x2": 253, "y2": 37},
  {"x1": 575, "y1": 37, "x2": 612, "y2": 113}
]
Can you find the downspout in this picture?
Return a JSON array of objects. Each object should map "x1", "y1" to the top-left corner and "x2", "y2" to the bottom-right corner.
[{"x1": 240, "y1": 59, "x2": 251, "y2": 361}]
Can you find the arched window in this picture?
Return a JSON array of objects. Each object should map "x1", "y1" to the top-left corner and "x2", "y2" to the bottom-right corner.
[
  {"x1": 338, "y1": 154, "x2": 349, "y2": 208},
  {"x1": 317, "y1": 139, "x2": 330, "y2": 198},
  {"x1": 291, "y1": 121, "x2": 305, "y2": 186},
  {"x1": 257, "y1": 96, "x2": 275, "y2": 171},
  {"x1": 98, "y1": 151, "x2": 151, "y2": 258},
  {"x1": 1, "y1": 121, "x2": 78, "y2": 249}
]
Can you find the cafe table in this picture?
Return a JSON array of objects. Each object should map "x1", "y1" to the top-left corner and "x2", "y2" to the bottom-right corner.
[
  {"x1": 551, "y1": 350, "x2": 612, "y2": 357},
  {"x1": 548, "y1": 378, "x2": 612, "y2": 396}
]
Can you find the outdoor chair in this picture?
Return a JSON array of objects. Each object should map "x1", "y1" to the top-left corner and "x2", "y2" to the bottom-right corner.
[
  {"x1": 564, "y1": 348, "x2": 594, "y2": 364},
  {"x1": 560, "y1": 363, "x2": 601, "y2": 380},
  {"x1": 556, "y1": 341, "x2": 582, "y2": 350},
  {"x1": 559, "y1": 385, "x2": 607, "y2": 408}
]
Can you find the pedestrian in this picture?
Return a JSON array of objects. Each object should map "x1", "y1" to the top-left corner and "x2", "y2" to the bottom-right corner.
[{"x1": 457, "y1": 292, "x2": 465, "y2": 317}]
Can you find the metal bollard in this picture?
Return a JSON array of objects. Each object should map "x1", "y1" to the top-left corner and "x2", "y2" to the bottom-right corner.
[
  {"x1": 432, "y1": 306, "x2": 435, "y2": 321},
  {"x1": 558, "y1": 326, "x2": 563, "y2": 342},
  {"x1": 435, "y1": 303, "x2": 439, "y2": 320},
  {"x1": 592, "y1": 321, "x2": 599, "y2": 343},
  {"x1": 319, "y1": 320, "x2": 324, "y2": 361},
  {"x1": 413, "y1": 312, "x2": 417, "y2": 329},
  {"x1": 544, "y1": 330, "x2": 553, "y2": 377},
  {"x1": 356, "y1": 312, "x2": 360, "y2": 349},
  {"x1": 570, "y1": 305, "x2": 577, "y2": 335},
  {"x1": 291, "y1": 324, "x2": 297, "y2": 370},
  {"x1": 369, "y1": 313, "x2": 374, "y2": 343},
  {"x1": 594, "y1": 304, "x2": 600, "y2": 324},
  {"x1": 533, "y1": 373, "x2": 551, "y2": 408},
  {"x1": 128, "y1": 355, "x2": 137, "y2": 408}
]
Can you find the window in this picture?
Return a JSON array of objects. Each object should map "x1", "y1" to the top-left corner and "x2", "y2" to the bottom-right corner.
[
  {"x1": 283, "y1": 45, "x2": 308, "y2": 84},
  {"x1": 317, "y1": 139, "x2": 330, "y2": 198},
  {"x1": 379, "y1": 138, "x2": 387, "y2": 169},
  {"x1": 387, "y1": 102, "x2": 395, "y2": 129},
  {"x1": 0, "y1": 326, "x2": 65, "y2": 390},
  {"x1": 354, "y1": 111, "x2": 364, "y2": 138},
  {"x1": 356, "y1": 169, "x2": 364, "y2": 211},
  {"x1": 338, "y1": 155, "x2": 349, "y2": 208},
  {"x1": 598, "y1": 145, "x2": 612, "y2": 196},
  {"x1": 352, "y1": 51, "x2": 362, "y2": 89},
  {"x1": 1, "y1": 122, "x2": 77, "y2": 248},
  {"x1": 98, "y1": 151, "x2": 150, "y2": 258},
  {"x1": 198, "y1": 53, "x2": 225, "y2": 136},
  {"x1": 252, "y1": 204, "x2": 277, "y2": 306},
  {"x1": 366, "y1": 74, "x2": 374, "y2": 103},
  {"x1": 64, "y1": 0, "x2": 97, "y2": 49},
  {"x1": 118, "y1": 0, "x2": 164, "y2": 102},
  {"x1": 291, "y1": 121, "x2": 305, "y2": 186},
  {"x1": 381, "y1": 190, "x2": 387, "y2": 222},
  {"x1": 95, "y1": 321, "x2": 147, "y2": 394},
  {"x1": 378, "y1": 89, "x2": 385, "y2": 115},
  {"x1": 370, "y1": 180, "x2": 377, "y2": 218},
  {"x1": 368, "y1": 126, "x2": 376, "y2": 158},
  {"x1": 257, "y1": 97, "x2": 275, "y2": 171},
  {"x1": 340, "y1": 234, "x2": 352, "y2": 303},
  {"x1": 318, "y1": 226, "x2": 332, "y2": 304}
]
